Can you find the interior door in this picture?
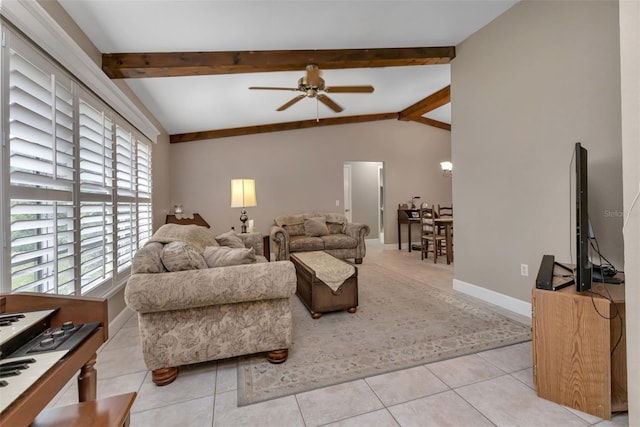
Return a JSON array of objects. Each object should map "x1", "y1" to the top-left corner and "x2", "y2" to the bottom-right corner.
[
  {"x1": 378, "y1": 164, "x2": 385, "y2": 243},
  {"x1": 343, "y1": 164, "x2": 352, "y2": 222}
]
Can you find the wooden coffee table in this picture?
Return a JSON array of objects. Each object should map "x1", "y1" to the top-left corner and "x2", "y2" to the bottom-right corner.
[{"x1": 290, "y1": 252, "x2": 358, "y2": 319}]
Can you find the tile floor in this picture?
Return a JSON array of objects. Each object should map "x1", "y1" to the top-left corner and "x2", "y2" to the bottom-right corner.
[{"x1": 48, "y1": 241, "x2": 629, "y2": 426}]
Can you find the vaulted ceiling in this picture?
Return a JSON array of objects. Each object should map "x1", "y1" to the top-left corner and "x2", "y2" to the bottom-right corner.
[{"x1": 58, "y1": 1, "x2": 518, "y2": 142}]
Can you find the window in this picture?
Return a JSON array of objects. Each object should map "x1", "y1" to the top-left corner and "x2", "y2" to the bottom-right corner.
[{"x1": 2, "y1": 27, "x2": 153, "y2": 296}]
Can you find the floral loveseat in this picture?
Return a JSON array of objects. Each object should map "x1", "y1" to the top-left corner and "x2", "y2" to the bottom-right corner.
[
  {"x1": 124, "y1": 224, "x2": 296, "y2": 386},
  {"x1": 269, "y1": 212, "x2": 370, "y2": 264}
]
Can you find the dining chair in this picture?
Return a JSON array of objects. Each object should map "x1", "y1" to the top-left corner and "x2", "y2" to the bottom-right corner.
[
  {"x1": 436, "y1": 203, "x2": 453, "y2": 259},
  {"x1": 438, "y1": 204, "x2": 453, "y2": 218},
  {"x1": 436, "y1": 203, "x2": 452, "y2": 233},
  {"x1": 420, "y1": 205, "x2": 446, "y2": 262}
]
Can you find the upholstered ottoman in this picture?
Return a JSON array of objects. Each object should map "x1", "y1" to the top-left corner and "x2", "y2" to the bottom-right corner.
[{"x1": 290, "y1": 251, "x2": 358, "y2": 319}]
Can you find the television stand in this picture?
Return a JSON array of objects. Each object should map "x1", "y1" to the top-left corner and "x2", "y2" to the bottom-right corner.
[{"x1": 532, "y1": 267, "x2": 627, "y2": 420}]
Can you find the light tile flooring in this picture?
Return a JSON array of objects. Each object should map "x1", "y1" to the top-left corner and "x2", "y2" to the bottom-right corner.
[{"x1": 48, "y1": 241, "x2": 629, "y2": 426}]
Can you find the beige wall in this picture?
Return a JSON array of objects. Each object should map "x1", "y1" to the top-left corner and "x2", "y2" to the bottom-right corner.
[
  {"x1": 149, "y1": 134, "x2": 172, "y2": 232},
  {"x1": 168, "y1": 120, "x2": 451, "y2": 244},
  {"x1": 620, "y1": 0, "x2": 639, "y2": 422},
  {"x1": 451, "y1": 0, "x2": 623, "y2": 303}
]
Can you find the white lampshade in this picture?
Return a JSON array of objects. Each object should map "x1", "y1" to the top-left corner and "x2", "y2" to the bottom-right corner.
[
  {"x1": 440, "y1": 161, "x2": 453, "y2": 171},
  {"x1": 230, "y1": 179, "x2": 257, "y2": 208}
]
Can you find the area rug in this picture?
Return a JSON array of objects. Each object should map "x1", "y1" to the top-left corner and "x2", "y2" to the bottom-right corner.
[{"x1": 237, "y1": 262, "x2": 531, "y2": 406}]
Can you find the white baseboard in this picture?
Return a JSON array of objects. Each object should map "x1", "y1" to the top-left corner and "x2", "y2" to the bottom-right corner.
[{"x1": 453, "y1": 279, "x2": 532, "y2": 319}]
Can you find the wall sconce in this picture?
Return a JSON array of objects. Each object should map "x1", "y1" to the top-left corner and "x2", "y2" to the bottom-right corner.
[
  {"x1": 440, "y1": 161, "x2": 453, "y2": 177},
  {"x1": 230, "y1": 179, "x2": 257, "y2": 233}
]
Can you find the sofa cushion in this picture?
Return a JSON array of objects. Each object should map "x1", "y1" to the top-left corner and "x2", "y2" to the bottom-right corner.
[
  {"x1": 304, "y1": 217, "x2": 329, "y2": 237},
  {"x1": 132, "y1": 242, "x2": 166, "y2": 274},
  {"x1": 203, "y1": 246, "x2": 256, "y2": 268},
  {"x1": 321, "y1": 234, "x2": 358, "y2": 250},
  {"x1": 289, "y1": 235, "x2": 325, "y2": 252},
  {"x1": 150, "y1": 224, "x2": 218, "y2": 253},
  {"x1": 215, "y1": 231, "x2": 245, "y2": 248},
  {"x1": 161, "y1": 241, "x2": 208, "y2": 272}
]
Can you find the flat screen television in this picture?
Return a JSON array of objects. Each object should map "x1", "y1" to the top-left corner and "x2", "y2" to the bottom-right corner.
[{"x1": 574, "y1": 142, "x2": 592, "y2": 292}]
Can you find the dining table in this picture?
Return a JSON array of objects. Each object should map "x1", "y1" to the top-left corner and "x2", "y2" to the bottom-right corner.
[{"x1": 434, "y1": 217, "x2": 453, "y2": 264}]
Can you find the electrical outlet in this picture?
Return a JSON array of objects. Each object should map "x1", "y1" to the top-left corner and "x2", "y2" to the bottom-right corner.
[
  {"x1": 520, "y1": 264, "x2": 529, "y2": 276},
  {"x1": 336, "y1": 200, "x2": 340, "y2": 207}
]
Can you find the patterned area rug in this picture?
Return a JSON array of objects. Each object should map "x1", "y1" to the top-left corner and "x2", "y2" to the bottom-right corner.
[{"x1": 237, "y1": 262, "x2": 531, "y2": 406}]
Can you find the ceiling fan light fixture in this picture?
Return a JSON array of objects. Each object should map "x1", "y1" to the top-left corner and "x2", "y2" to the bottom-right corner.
[{"x1": 249, "y1": 65, "x2": 373, "y2": 113}]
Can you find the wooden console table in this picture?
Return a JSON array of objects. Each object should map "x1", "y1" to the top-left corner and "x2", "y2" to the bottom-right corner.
[
  {"x1": 532, "y1": 272, "x2": 627, "y2": 420},
  {"x1": 397, "y1": 207, "x2": 421, "y2": 252}
]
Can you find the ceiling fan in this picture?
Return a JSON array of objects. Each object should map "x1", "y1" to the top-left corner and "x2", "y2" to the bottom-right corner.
[{"x1": 249, "y1": 64, "x2": 374, "y2": 113}]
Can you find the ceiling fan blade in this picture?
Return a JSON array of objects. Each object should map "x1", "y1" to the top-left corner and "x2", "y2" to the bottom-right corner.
[
  {"x1": 276, "y1": 94, "x2": 306, "y2": 111},
  {"x1": 306, "y1": 64, "x2": 322, "y2": 87},
  {"x1": 249, "y1": 86, "x2": 299, "y2": 91},
  {"x1": 324, "y1": 85, "x2": 375, "y2": 93},
  {"x1": 317, "y1": 94, "x2": 343, "y2": 113}
]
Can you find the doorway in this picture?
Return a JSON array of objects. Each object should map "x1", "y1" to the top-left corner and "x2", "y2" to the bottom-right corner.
[{"x1": 343, "y1": 161, "x2": 384, "y2": 242}]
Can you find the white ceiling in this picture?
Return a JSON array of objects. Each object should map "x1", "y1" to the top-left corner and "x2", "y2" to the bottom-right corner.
[{"x1": 59, "y1": 0, "x2": 517, "y2": 136}]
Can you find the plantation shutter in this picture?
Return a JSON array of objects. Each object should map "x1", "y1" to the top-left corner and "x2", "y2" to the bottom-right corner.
[
  {"x1": 8, "y1": 42, "x2": 76, "y2": 294},
  {"x1": 3, "y1": 26, "x2": 154, "y2": 296},
  {"x1": 78, "y1": 95, "x2": 115, "y2": 294},
  {"x1": 137, "y1": 140, "x2": 152, "y2": 247}
]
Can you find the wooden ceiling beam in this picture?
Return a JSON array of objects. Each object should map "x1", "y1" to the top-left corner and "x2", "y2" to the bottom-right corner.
[
  {"x1": 410, "y1": 116, "x2": 451, "y2": 131},
  {"x1": 102, "y1": 47, "x2": 456, "y2": 79},
  {"x1": 398, "y1": 85, "x2": 450, "y2": 121},
  {"x1": 170, "y1": 113, "x2": 398, "y2": 143}
]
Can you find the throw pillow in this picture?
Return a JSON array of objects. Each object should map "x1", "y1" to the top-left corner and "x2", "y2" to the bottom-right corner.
[
  {"x1": 215, "y1": 230, "x2": 246, "y2": 248},
  {"x1": 132, "y1": 242, "x2": 165, "y2": 274},
  {"x1": 160, "y1": 241, "x2": 208, "y2": 272},
  {"x1": 325, "y1": 213, "x2": 348, "y2": 234},
  {"x1": 203, "y1": 246, "x2": 256, "y2": 268},
  {"x1": 304, "y1": 217, "x2": 329, "y2": 237}
]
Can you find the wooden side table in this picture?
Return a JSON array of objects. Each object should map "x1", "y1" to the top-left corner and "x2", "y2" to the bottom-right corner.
[
  {"x1": 165, "y1": 213, "x2": 210, "y2": 228},
  {"x1": 263, "y1": 234, "x2": 271, "y2": 260},
  {"x1": 31, "y1": 392, "x2": 137, "y2": 427},
  {"x1": 532, "y1": 276, "x2": 627, "y2": 420}
]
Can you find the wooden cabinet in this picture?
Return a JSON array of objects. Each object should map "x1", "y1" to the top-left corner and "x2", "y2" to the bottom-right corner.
[{"x1": 532, "y1": 281, "x2": 627, "y2": 420}]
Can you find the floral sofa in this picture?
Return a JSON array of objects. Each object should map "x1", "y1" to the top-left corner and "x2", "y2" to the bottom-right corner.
[
  {"x1": 269, "y1": 212, "x2": 370, "y2": 264},
  {"x1": 124, "y1": 224, "x2": 296, "y2": 386}
]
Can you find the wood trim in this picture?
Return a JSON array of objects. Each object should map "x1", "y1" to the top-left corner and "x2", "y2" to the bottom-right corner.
[
  {"x1": 170, "y1": 113, "x2": 398, "y2": 143},
  {"x1": 398, "y1": 86, "x2": 450, "y2": 121},
  {"x1": 102, "y1": 47, "x2": 456, "y2": 79},
  {"x1": 410, "y1": 116, "x2": 451, "y2": 131}
]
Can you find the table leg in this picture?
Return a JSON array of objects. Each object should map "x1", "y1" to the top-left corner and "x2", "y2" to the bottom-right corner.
[
  {"x1": 445, "y1": 224, "x2": 453, "y2": 264},
  {"x1": 78, "y1": 352, "x2": 97, "y2": 401},
  {"x1": 408, "y1": 223, "x2": 412, "y2": 252},
  {"x1": 397, "y1": 221, "x2": 402, "y2": 250}
]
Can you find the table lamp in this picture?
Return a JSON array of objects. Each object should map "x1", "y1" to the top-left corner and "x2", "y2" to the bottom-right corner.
[{"x1": 230, "y1": 179, "x2": 257, "y2": 233}]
